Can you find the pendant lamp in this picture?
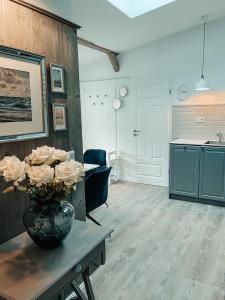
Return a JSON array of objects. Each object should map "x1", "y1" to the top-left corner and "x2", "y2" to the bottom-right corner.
[{"x1": 195, "y1": 16, "x2": 210, "y2": 91}]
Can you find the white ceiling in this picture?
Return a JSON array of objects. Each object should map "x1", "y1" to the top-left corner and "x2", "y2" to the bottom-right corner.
[
  {"x1": 69, "y1": 0, "x2": 225, "y2": 67},
  {"x1": 27, "y1": 0, "x2": 225, "y2": 67}
]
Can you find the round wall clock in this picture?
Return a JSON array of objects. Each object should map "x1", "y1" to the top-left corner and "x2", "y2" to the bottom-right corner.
[
  {"x1": 119, "y1": 87, "x2": 128, "y2": 97},
  {"x1": 177, "y1": 84, "x2": 192, "y2": 101},
  {"x1": 112, "y1": 99, "x2": 122, "y2": 110}
]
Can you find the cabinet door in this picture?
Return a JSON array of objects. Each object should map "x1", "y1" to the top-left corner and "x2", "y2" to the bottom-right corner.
[
  {"x1": 170, "y1": 145, "x2": 200, "y2": 197},
  {"x1": 199, "y1": 147, "x2": 225, "y2": 202}
]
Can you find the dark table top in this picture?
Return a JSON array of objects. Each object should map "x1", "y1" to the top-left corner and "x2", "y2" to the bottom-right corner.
[{"x1": 0, "y1": 220, "x2": 112, "y2": 300}]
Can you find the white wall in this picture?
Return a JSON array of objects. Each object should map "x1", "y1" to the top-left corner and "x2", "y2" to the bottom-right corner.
[
  {"x1": 80, "y1": 16, "x2": 225, "y2": 185},
  {"x1": 25, "y1": 0, "x2": 72, "y2": 20},
  {"x1": 80, "y1": 16, "x2": 225, "y2": 105}
]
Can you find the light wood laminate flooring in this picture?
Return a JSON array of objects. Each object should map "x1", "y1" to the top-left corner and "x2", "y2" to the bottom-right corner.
[{"x1": 89, "y1": 181, "x2": 225, "y2": 300}]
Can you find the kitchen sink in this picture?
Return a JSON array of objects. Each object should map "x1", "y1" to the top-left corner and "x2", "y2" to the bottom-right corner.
[{"x1": 205, "y1": 141, "x2": 225, "y2": 145}]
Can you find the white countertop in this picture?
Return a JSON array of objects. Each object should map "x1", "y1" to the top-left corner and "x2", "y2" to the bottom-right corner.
[{"x1": 170, "y1": 139, "x2": 209, "y2": 145}]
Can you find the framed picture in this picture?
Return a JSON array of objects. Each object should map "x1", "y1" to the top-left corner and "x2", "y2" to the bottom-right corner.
[
  {"x1": 52, "y1": 103, "x2": 67, "y2": 131},
  {"x1": 0, "y1": 45, "x2": 48, "y2": 143},
  {"x1": 50, "y1": 64, "x2": 65, "y2": 94}
]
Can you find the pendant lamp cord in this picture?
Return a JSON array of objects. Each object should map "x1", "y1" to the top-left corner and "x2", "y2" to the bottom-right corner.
[{"x1": 202, "y1": 22, "x2": 206, "y2": 78}]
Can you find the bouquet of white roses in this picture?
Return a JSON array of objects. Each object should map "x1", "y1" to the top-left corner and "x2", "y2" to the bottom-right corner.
[{"x1": 0, "y1": 146, "x2": 84, "y2": 203}]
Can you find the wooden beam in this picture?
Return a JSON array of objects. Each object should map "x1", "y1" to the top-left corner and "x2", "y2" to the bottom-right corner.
[
  {"x1": 107, "y1": 52, "x2": 120, "y2": 73},
  {"x1": 9, "y1": 0, "x2": 81, "y2": 30},
  {"x1": 78, "y1": 37, "x2": 120, "y2": 72}
]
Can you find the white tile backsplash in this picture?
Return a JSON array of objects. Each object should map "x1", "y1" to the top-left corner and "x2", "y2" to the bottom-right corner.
[{"x1": 172, "y1": 104, "x2": 225, "y2": 141}]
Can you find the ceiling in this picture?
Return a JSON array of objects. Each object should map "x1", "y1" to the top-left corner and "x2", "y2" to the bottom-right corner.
[
  {"x1": 27, "y1": 0, "x2": 225, "y2": 67},
  {"x1": 68, "y1": 0, "x2": 225, "y2": 67}
]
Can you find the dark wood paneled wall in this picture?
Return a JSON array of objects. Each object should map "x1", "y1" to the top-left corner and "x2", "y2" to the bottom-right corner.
[{"x1": 0, "y1": 0, "x2": 85, "y2": 244}]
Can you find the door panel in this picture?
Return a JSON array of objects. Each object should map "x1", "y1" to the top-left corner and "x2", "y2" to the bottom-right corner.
[
  {"x1": 170, "y1": 145, "x2": 200, "y2": 197},
  {"x1": 199, "y1": 147, "x2": 225, "y2": 201},
  {"x1": 138, "y1": 164, "x2": 162, "y2": 177},
  {"x1": 137, "y1": 84, "x2": 163, "y2": 99},
  {"x1": 135, "y1": 79, "x2": 171, "y2": 186}
]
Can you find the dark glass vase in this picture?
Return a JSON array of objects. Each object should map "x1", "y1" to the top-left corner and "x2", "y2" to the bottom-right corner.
[{"x1": 23, "y1": 199, "x2": 75, "y2": 249}]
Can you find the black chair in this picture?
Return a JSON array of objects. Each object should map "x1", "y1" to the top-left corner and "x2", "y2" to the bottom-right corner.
[
  {"x1": 85, "y1": 167, "x2": 112, "y2": 226},
  {"x1": 84, "y1": 149, "x2": 106, "y2": 175}
]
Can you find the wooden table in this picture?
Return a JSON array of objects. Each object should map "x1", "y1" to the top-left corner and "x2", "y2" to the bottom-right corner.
[
  {"x1": 0, "y1": 221, "x2": 113, "y2": 300},
  {"x1": 84, "y1": 164, "x2": 100, "y2": 173}
]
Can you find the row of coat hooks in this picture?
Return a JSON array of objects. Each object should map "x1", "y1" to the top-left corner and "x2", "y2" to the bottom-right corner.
[
  {"x1": 89, "y1": 94, "x2": 108, "y2": 105},
  {"x1": 88, "y1": 87, "x2": 128, "y2": 108},
  {"x1": 89, "y1": 94, "x2": 108, "y2": 98}
]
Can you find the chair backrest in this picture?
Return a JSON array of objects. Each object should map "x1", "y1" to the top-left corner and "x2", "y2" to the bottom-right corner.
[
  {"x1": 85, "y1": 167, "x2": 112, "y2": 214},
  {"x1": 83, "y1": 149, "x2": 106, "y2": 167}
]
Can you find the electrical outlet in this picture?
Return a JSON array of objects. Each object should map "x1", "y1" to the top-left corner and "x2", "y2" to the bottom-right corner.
[{"x1": 195, "y1": 116, "x2": 206, "y2": 123}]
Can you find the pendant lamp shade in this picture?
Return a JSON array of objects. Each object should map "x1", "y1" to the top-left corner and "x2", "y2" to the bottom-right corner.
[
  {"x1": 195, "y1": 75, "x2": 210, "y2": 91},
  {"x1": 195, "y1": 17, "x2": 210, "y2": 91}
]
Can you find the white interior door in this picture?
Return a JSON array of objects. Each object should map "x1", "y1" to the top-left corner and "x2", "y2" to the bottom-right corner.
[{"x1": 134, "y1": 79, "x2": 171, "y2": 186}]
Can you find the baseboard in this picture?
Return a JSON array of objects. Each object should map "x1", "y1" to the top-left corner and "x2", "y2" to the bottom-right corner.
[
  {"x1": 118, "y1": 176, "x2": 168, "y2": 187},
  {"x1": 170, "y1": 193, "x2": 225, "y2": 207}
]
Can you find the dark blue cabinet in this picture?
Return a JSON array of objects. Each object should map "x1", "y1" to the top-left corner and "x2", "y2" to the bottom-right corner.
[
  {"x1": 170, "y1": 145, "x2": 200, "y2": 197},
  {"x1": 199, "y1": 146, "x2": 225, "y2": 202}
]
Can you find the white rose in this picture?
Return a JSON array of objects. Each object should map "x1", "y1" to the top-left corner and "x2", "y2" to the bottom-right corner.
[
  {"x1": 27, "y1": 165, "x2": 54, "y2": 187},
  {"x1": 52, "y1": 149, "x2": 69, "y2": 162},
  {"x1": 55, "y1": 160, "x2": 84, "y2": 187},
  {"x1": 26, "y1": 146, "x2": 55, "y2": 165},
  {"x1": 0, "y1": 156, "x2": 11, "y2": 175},
  {"x1": 2, "y1": 156, "x2": 26, "y2": 186}
]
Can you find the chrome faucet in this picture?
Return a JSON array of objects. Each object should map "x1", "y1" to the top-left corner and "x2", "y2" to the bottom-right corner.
[{"x1": 216, "y1": 132, "x2": 223, "y2": 143}]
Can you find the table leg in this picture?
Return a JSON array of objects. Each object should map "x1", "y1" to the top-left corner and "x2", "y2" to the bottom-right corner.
[
  {"x1": 71, "y1": 281, "x2": 87, "y2": 300},
  {"x1": 82, "y1": 270, "x2": 96, "y2": 300}
]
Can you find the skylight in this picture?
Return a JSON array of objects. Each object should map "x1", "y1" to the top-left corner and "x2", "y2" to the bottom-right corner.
[{"x1": 107, "y1": 0, "x2": 176, "y2": 18}]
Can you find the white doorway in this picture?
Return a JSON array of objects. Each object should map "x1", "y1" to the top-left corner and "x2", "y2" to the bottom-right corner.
[{"x1": 132, "y1": 78, "x2": 171, "y2": 186}]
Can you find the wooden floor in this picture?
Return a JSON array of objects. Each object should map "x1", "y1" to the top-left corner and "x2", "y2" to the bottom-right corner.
[{"x1": 89, "y1": 181, "x2": 225, "y2": 300}]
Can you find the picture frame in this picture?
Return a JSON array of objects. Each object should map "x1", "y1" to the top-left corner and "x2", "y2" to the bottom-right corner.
[
  {"x1": 52, "y1": 103, "x2": 67, "y2": 131},
  {"x1": 0, "y1": 45, "x2": 48, "y2": 143},
  {"x1": 50, "y1": 64, "x2": 65, "y2": 94}
]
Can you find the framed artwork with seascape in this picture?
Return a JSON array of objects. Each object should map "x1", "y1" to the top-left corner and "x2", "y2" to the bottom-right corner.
[{"x1": 0, "y1": 45, "x2": 48, "y2": 143}]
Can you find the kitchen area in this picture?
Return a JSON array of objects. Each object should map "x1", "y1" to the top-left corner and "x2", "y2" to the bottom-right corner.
[{"x1": 170, "y1": 103, "x2": 225, "y2": 206}]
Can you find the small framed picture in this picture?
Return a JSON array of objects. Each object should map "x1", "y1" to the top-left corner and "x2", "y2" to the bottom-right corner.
[
  {"x1": 50, "y1": 64, "x2": 65, "y2": 94},
  {"x1": 52, "y1": 103, "x2": 67, "y2": 131}
]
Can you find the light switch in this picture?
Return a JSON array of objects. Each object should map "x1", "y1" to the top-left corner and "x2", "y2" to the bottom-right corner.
[{"x1": 195, "y1": 117, "x2": 206, "y2": 123}]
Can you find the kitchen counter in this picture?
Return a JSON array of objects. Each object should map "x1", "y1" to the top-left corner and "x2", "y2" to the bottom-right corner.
[
  {"x1": 170, "y1": 139, "x2": 208, "y2": 146},
  {"x1": 170, "y1": 139, "x2": 225, "y2": 146}
]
